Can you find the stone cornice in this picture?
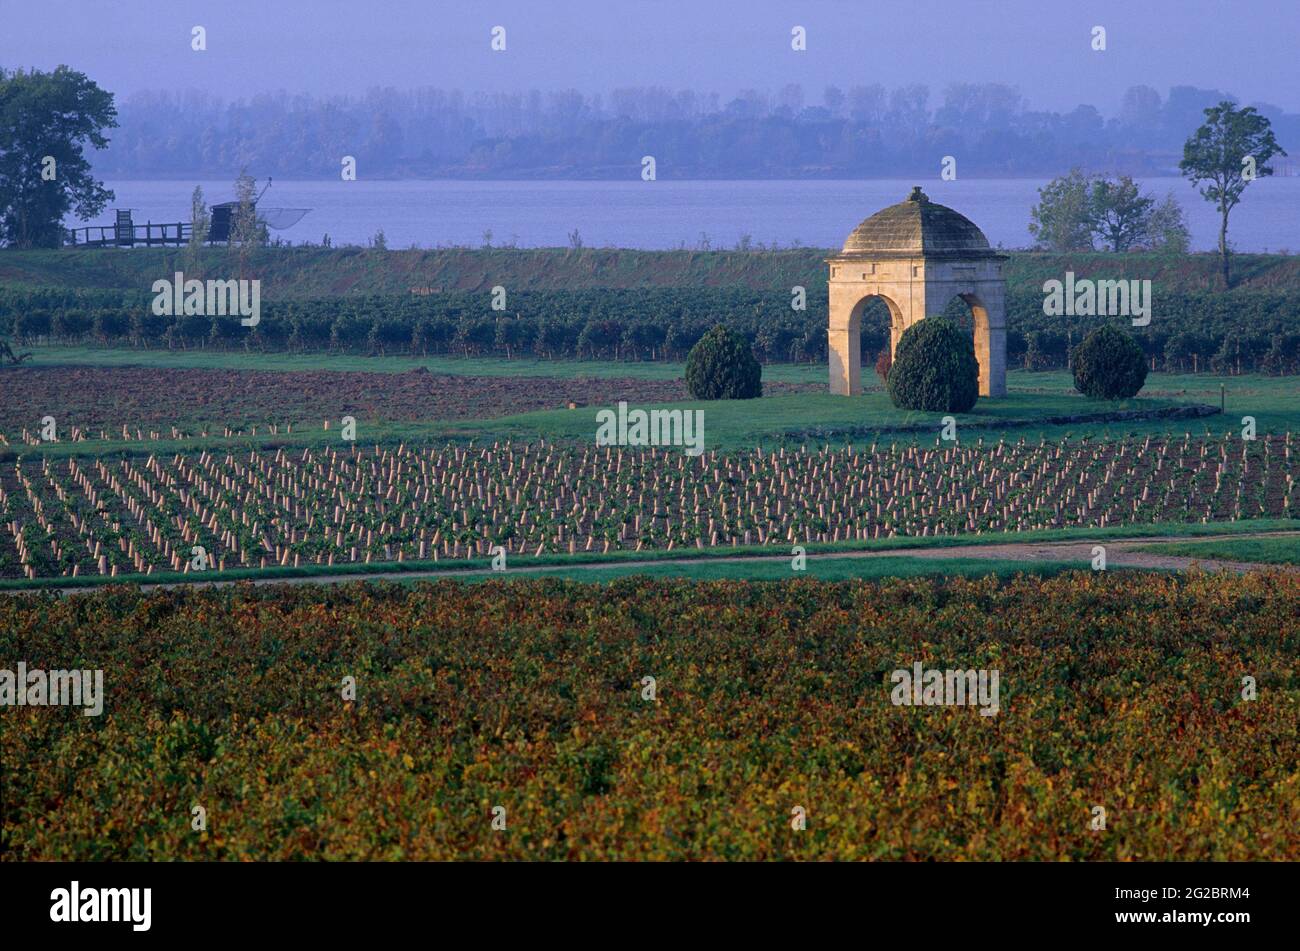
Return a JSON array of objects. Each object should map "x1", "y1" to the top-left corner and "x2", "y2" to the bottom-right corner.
[{"x1": 826, "y1": 250, "x2": 1009, "y2": 264}]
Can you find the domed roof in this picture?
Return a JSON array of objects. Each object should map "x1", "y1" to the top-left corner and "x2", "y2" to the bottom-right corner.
[{"x1": 840, "y1": 186, "x2": 993, "y2": 256}]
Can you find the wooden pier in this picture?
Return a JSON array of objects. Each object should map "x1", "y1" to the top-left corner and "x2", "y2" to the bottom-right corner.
[
  {"x1": 64, "y1": 190, "x2": 308, "y2": 248},
  {"x1": 64, "y1": 214, "x2": 192, "y2": 248}
]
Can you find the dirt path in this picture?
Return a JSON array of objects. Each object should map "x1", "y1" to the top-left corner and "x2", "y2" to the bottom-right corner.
[
  {"x1": 22, "y1": 530, "x2": 1296, "y2": 596},
  {"x1": 893, "y1": 535, "x2": 1298, "y2": 574}
]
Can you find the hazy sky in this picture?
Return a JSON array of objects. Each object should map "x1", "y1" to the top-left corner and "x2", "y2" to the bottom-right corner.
[{"x1": 4, "y1": 0, "x2": 1296, "y2": 114}]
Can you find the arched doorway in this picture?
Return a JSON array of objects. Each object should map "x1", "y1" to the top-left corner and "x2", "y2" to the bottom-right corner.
[
  {"x1": 829, "y1": 293, "x2": 902, "y2": 395},
  {"x1": 944, "y1": 293, "x2": 1003, "y2": 398}
]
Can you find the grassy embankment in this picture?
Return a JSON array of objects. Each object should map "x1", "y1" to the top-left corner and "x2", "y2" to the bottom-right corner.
[{"x1": 5, "y1": 246, "x2": 1300, "y2": 295}]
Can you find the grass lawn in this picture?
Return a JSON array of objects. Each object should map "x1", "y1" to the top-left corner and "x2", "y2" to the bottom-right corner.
[
  {"x1": 1133, "y1": 536, "x2": 1300, "y2": 566},
  {"x1": 3, "y1": 519, "x2": 1290, "y2": 592},
  {"x1": 334, "y1": 369, "x2": 1296, "y2": 448},
  {"x1": 459, "y1": 555, "x2": 1129, "y2": 584},
  {"x1": 20, "y1": 347, "x2": 1284, "y2": 455},
  {"x1": 443, "y1": 389, "x2": 1206, "y2": 449}
]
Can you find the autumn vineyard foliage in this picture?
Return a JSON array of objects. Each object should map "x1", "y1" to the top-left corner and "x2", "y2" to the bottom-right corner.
[{"x1": 2, "y1": 573, "x2": 1297, "y2": 860}]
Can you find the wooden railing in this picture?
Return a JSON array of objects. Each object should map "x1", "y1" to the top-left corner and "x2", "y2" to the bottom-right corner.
[{"x1": 64, "y1": 221, "x2": 193, "y2": 248}]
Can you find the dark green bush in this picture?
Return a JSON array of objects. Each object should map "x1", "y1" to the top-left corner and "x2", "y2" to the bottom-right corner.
[
  {"x1": 684, "y1": 325, "x2": 762, "y2": 399},
  {"x1": 1071, "y1": 325, "x2": 1148, "y2": 399},
  {"x1": 886, "y1": 318, "x2": 979, "y2": 412}
]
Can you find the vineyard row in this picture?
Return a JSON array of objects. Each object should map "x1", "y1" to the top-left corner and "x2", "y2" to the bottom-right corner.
[
  {"x1": 1, "y1": 434, "x2": 1294, "y2": 579},
  {"x1": 4, "y1": 287, "x2": 1300, "y2": 373}
]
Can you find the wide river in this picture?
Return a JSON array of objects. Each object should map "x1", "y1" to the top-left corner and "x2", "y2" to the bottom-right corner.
[{"x1": 85, "y1": 177, "x2": 1300, "y2": 253}]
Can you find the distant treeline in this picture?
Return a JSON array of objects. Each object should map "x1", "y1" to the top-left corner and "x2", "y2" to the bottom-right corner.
[
  {"x1": 4, "y1": 287, "x2": 1298, "y2": 374},
  {"x1": 91, "y1": 82, "x2": 1300, "y2": 179}
]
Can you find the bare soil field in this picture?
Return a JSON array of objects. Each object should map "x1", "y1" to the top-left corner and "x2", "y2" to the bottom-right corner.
[{"x1": 0, "y1": 364, "x2": 818, "y2": 434}]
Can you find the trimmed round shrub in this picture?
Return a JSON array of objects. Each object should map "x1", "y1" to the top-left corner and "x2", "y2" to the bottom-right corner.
[
  {"x1": 1071, "y1": 325, "x2": 1147, "y2": 399},
  {"x1": 684, "y1": 325, "x2": 762, "y2": 399},
  {"x1": 886, "y1": 318, "x2": 979, "y2": 412}
]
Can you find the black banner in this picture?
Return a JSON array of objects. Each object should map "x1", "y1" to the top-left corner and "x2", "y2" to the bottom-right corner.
[{"x1": 0, "y1": 861, "x2": 1284, "y2": 939}]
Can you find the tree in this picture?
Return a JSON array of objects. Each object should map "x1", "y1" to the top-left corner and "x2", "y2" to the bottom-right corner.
[
  {"x1": 577, "y1": 319, "x2": 621, "y2": 359},
  {"x1": 494, "y1": 317, "x2": 528, "y2": 360},
  {"x1": 622, "y1": 321, "x2": 664, "y2": 361},
  {"x1": 453, "y1": 318, "x2": 495, "y2": 357},
  {"x1": 187, "y1": 185, "x2": 210, "y2": 272},
  {"x1": 684, "y1": 325, "x2": 762, "y2": 400},
  {"x1": 534, "y1": 320, "x2": 568, "y2": 360},
  {"x1": 1119, "y1": 85, "x2": 1163, "y2": 130},
  {"x1": 0, "y1": 67, "x2": 117, "y2": 248},
  {"x1": 1088, "y1": 175, "x2": 1153, "y2": 252},
  {"x1": 1071, "y1": 326, "x2": 1147, "y2": 399},
  {"x1": 665, "y1": 323, "x2": 700, "y2": 360},
  {"x1": 1163, "y1": 332, "x2": 1198, "y2": 373},
  {"x1": 874, "y1": 348, "x2": 892, "y2": 385},
  {"x1": 229, "y1": 168, "x2": 263, "y2": 277},
  {"x1": 886, "y1": 318, "x2": 979, "y2": 412},
  {"x1": 1261, "y1": 333, "x2": 1300, "y2": 376},
  {"x1": 1028, "y1": 170, "x2": 1095, "y2": 252},
  {"x1": 794, "y1": 325, "x2": 825, "y2": 363},
  {"x1": 822, "y1": 85, "x2": 846, "y2": 118},
  {"x1": 1180, "y1": 101, "x2": 1286, "y2": 287},
  {"x1": 410, "y1": 317, "x2": 432, "y2": 356},
  {"x1": 1145, "y1": 193, "x2": 1191, "y2": 253}
]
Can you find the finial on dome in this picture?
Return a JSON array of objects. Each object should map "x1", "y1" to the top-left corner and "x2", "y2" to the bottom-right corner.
[{"x1": 908, "y1": 186, "x2": 927, "y2": 202}]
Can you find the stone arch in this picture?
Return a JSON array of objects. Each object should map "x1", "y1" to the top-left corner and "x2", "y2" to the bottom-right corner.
[
  {"x1": 942, "y1": 292, "x2": 1004, "y2": 398},
  {"x1": 828, "y1": 292, "x2": 903, "y2": 395}
]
